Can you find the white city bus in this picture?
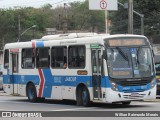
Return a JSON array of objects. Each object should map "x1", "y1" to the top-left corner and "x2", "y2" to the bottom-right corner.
[{"x1": 3, "y1": 33, "x2": 156, "y2": 106}]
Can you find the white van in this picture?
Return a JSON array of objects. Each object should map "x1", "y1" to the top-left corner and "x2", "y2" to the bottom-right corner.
[{"x1": 0, "y1": 64, "x2": 3, "y2": 90}]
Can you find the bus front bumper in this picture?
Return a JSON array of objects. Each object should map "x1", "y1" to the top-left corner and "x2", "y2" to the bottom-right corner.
[{"x1": 104, "y1": 85, "x2": 156, "y2": 103}]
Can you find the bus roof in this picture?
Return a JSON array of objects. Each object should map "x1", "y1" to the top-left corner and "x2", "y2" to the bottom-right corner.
[{"x1": 4, "y1": 33, "x2": 148, "y2": 49}]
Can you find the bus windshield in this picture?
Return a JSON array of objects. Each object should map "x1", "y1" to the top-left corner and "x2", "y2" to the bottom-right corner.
[{"x1": 106, "y1": 47, "x2": 153, "y2": 78}]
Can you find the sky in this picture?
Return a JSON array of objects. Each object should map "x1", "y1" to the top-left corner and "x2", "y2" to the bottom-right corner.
[{"x1": 0, "y1": 0, "x2": 85, "y2": 9}]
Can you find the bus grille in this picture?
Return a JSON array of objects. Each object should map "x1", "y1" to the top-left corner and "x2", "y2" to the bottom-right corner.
[
  {"x1": 118, "y1": 80, "x2": 150, "y2": 86},
  {"x1": 123, "y1": 93, "x2": 146, "y2": 99}
]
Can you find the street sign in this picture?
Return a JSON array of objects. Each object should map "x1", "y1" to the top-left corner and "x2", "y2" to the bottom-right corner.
[
  {"x1": 100, "y1": 0, "x2": 107, "y2": 9},
  {"x1": 89, "y1": 0, "x2": 118, "y2": 11}
]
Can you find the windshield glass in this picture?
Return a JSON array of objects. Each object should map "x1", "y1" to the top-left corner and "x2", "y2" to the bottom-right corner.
[{"x1": 107, "y1": 47, "x2": 153, "y2": 78}]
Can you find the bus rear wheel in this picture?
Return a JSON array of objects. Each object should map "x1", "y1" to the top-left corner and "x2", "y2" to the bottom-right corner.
[
  {"x1": 27, "y1": 83, "x2": 37, "y2": 102},
  {"x1": 77, "y1": 86, "x2": 90, "y2": 107}
]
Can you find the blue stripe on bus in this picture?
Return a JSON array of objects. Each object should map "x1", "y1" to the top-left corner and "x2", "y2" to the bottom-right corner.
[
  {"x1": 3, "y1": 75, "x2": 40, "y2": 85},
  {"x1": 3, "y1": 75, "x2": 101, "y2": 87},
  {"x1": 36, "y1": 41, "x2": 44, "y2": 47},
  {"x1": 42, "y1": 69, "x2": 53, "y2": 98},
  {"x1": 102, "y1": 76, "x2": 111, "y2": 88},
  {"x1": 3, "y1": 74, "x2": 152, "y2": 93}
]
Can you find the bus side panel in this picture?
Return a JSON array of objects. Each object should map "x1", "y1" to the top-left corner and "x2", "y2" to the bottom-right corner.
[
  {"x1": 3, "y1": 72, "x2": 11, "y2": 94},
  {"x1": 41, "y1": 69, "x2": 53, "y2": 98}
]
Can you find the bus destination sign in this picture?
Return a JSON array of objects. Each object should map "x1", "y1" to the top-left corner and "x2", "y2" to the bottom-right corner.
[{"x1": 108, "y1": 38, "x2": 146, "y2": 47}]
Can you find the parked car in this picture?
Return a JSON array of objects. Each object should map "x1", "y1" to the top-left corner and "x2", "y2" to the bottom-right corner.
[
  {"x1": 155, "y1": 63, "x2": 160, "y2": 97},
  {"x1": 152, "y1": 47, "x2": 160, "y2": 97},
  {"x1": 153, "y1": 45, "x2": 160, "y2": 97},
  {"x1": 0, "y1": 64, "x2": 3, "y2": 90}
]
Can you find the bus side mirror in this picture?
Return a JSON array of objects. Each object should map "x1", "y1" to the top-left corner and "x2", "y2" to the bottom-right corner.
[
  {"x1": 103, "y1": 50, "x2": 107, "y2": 60},
  {"x1": 101, "y1": 50, "x2": 105, "y2": 77},
  {"x1": 152, "y1": 50, "x2": 155, "y2": 57}
]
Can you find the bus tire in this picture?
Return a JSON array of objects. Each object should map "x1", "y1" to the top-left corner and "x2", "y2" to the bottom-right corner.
[
  {"x1": 77, "y1": 86, "x2": 90, "y2": 107},
  {"x1": 77, "y1": 87, "x2": 83, "y2": 106},
  {"x1": 122, "y1": 101, "x2": 131, "y2": 105},
  {"x1": 27, "y1": 83, "x2": 37, "y2": 102}
]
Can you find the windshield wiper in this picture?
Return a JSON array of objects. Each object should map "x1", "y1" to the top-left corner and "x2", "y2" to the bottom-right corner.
[
  {"x1": 116, "y1": 47, "x2": 129, "y2": 62},
  {"x1": 136, "y1": 48, "x2": 141, "y2": 64}
]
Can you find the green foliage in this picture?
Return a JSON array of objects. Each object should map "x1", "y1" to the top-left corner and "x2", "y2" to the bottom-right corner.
[
  {"x1": 70, "y1": 0, "x2": 105, "y2": 32},
  {"x1": 1, "y1": 0, "x2": 160, "y2": 47},
  {"x1": 109, "y1": 0, "x2": 160, "y2": 36},
  {"x1": 0, "y1": 0, "x2": 106, "y2": 47}
]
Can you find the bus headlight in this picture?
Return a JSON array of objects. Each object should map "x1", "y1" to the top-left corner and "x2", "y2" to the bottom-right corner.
[
  {"x1": 110, "y1": 81, "x2": 118, "y2": 91},
  {"x1": 150, "y1": 79, "x2": 156, "y2": 89}
]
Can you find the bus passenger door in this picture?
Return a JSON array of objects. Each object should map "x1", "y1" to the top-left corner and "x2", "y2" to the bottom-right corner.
[
  {"x1": 11, "y1": 53, "x2": 19, "y2": 95},
  {"x1": 91, "y1": 49, "x2": 102, "y2": 100}
]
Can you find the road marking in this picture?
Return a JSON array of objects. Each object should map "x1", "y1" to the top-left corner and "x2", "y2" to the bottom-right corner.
[{"x1": 51, "y1": 107, "x2": 95, "y2": 111}]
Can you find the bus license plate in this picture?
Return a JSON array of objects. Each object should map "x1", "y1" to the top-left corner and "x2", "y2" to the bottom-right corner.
[{"x1": 130, "y1": 93, "x2": 139, "y2": 97}]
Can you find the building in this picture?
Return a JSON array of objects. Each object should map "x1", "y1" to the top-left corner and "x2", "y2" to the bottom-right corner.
[{"x1": 46, "y1": 28, "x2": 57, "y2": 35}]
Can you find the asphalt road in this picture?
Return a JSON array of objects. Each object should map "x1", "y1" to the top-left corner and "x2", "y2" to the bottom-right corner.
[
  {"x1": 1, "y1": 90, "x2": 160, "y2": 120},
  {"x1": 0, "y1": 93, "x2": 159, "y2": 111}
]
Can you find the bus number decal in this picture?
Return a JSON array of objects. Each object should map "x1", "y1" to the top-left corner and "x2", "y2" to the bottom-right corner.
[{"x1": 65, "y1": 77, "x2": 77, "y2": 82}]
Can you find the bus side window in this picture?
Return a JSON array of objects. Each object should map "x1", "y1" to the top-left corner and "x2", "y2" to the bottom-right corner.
[
  {"x1": 36, "y1": 47, "x2": 50, "y2": 68},
  {"x1": 22, "y1": 48, "x2": 35, "y2": 69},
  {"x1": 68, "y1": 45, "x2": 85, "y2": 68},
  {"x1": 4, "y1": 49, "x2": 9, "y2": 69},
  {"x1": 51, "y1": 46, "x2": 67, "y2": 69}
]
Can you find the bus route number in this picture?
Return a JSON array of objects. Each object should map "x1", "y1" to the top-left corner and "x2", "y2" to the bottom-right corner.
[{"x1": 65, "y1": 77, "x2": 77, "y2": 82}]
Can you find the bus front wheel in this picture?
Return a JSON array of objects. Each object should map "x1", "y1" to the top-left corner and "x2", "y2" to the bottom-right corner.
[
  {"x1": 27, "y1": 83, "x2": 37, "y2": 102},
  {"x1": 77, "y1": 86, "x2": 90, "y2": 107}
]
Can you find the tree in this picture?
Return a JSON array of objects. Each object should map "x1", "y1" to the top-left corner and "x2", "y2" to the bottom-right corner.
[
  {"x1": 109, "y1": 0, "x2": 128, "y2": 34},
  {"x1": 0, "y1": 9, "x2": 17, "y2": 44},
  {"x1": 70, "y1": 0, "x2": 105, "y2": 32},
  {"x1": 109, "y1": 0, "x2": 160, "y2": 36}
]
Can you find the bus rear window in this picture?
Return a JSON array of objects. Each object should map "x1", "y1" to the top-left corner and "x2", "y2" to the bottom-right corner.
[{"x1": 4, "y1": 49, "x2": 9, "y2": 69}]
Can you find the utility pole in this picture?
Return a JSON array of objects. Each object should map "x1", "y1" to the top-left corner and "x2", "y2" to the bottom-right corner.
[
  {"x1": 118, "y1": 2, "x2": 144, "y2": 35},
  {"x1": 128, "y1": 0, "x2": 133, "y2": 34},
  {"x1": 132, "y1": 10, "x2": 144, "y2": 35},
  {"x1": 63, "y1": 3, "x2": 68, "y2": 33},
  {"x1": 2, "y1": 38, "x2": 4, "y2": 47},
  {"x1": 105, "y1": 11, "x2": 108, "y2": 34},
  {"x1": 141, "y1": 15, "x2": 144, "y2": 35},
  {"x1": 18, "y1": 15, "x2": 21, "y2": 41}
]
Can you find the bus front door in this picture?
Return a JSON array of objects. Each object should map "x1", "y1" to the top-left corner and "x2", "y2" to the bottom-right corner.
[
  {"x1": 91, "y1": 49, "x2": 102, "y2": 100},
  {"x1": 11, "y1": 53, "x2": 19, "y2": 95}
]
